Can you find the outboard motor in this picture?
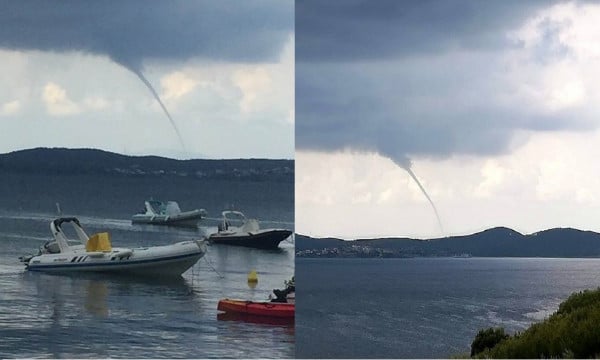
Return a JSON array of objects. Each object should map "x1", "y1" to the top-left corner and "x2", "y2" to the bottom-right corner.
[
  {"x1": 271, "y1": 277, "x2": 295, "y2": 303},
  {"x1": 42, "y1": 240, "x2": 61, "y2": 254}
]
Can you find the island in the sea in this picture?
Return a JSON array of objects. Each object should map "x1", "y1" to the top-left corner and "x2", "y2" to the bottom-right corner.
[
  {"x1": 0, "y1": 147, "x2": 294, "y2": 181},
  {"x1": 296, "y1": 227, "x2": 600, "y2": 258}
]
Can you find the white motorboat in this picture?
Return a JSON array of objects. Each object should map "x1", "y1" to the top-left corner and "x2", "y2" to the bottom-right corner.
[
  {"x1": 132, "y1": 200, "x2": 206, "y2": 228},
  {"x1": 20, "y1": 217, "x2": 207, "y2": 276},
  {"x1": 208, "y1": 211, "x2": 292, "y2": 249}
]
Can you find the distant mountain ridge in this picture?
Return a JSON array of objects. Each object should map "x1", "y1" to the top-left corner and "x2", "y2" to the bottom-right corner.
[
  {"x1": 0, "y1": 148, "x2": 293, "y2": 181},
  {"x1": 296, "y1": 227, "x2": 600, "y2": 258}
]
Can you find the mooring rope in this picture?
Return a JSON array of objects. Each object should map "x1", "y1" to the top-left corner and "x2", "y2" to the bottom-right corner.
[{"x1": 203, "y1": 248, "x2": 224, "y2": 278}]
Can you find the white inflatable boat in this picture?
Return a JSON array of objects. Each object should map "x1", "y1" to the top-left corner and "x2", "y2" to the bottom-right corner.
[
  {"x1": 132, "y1": 200, "x2": 206, "y2": 228},
  {"x1": 20, "y1": 217, "x2": 207, "y2": 276}
]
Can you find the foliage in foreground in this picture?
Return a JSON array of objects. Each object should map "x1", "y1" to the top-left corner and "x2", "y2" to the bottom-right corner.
[
  {"x1": 470, "y1": 327, "x2": 509, "y2": 356},
  {"x1": 471, "y1": 288, "x2": 600, "y2": 358}
]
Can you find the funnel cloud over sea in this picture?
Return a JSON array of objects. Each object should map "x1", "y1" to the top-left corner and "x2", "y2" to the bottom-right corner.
[
  {"x1": 0, "y1": 1, "x2": 293, "y2": 160},
  {"x1": 390, "y1": 156, "x2": 444, "y2": 235},
  {"x1": 295, "y1": 0, "x2": 600, "y2": 238},
  {"x1": 125, "y1": 65, "x2": 188, "y2": 153}
]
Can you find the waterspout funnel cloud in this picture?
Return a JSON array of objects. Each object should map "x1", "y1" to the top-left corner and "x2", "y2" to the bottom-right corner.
[
  {"x1": 390, "y1": 156, "x2": 444, "y2": 235},
  {"x1": 127, "y1": 66, "x2": 188, "y2": 154}
]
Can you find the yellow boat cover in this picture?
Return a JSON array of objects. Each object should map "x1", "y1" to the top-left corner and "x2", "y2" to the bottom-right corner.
[{"x1": 86, "y1": 232, "x2": 112, "y2": 252}]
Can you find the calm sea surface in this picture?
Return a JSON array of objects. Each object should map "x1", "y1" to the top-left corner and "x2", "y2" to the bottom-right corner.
[
  {"x1": 0, "y1": 174, "x2": 294, "y2": 358},
  {"x1": 296, "y1": 257, "x2": 600, "y2": 358}
]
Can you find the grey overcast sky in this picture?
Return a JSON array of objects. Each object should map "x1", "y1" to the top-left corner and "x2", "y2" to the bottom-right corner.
[
  {"x1": 296, "y1": 0, "x2": 600, "y2": 239},
  {"x1": 0, "y1": 1, "x2": 294, "y2": 159}
]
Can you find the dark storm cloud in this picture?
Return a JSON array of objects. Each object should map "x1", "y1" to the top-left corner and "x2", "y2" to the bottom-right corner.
[
  {"x1": 0, "y1": 0, "x2": 292, "y2": 68},
  {"x1": 0, "y1": 0, "x2": 292, "y2": 156},
  {"x1": 295, "y1": 0, "x2": 592, "y2": 161},
  {"x1": 296, "y1": 0, "x2": 555, "y2": 62}
]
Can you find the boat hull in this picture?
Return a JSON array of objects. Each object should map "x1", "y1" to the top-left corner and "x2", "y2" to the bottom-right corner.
[
  {"x1": 217, "y1": 299, "x2": 295, "y2": 318},
  {"x1": 26, "y1": 240, "x2": 206, "y2": 277},
  {"x1": 131, "y1": 211, "x2": 203, "y2": 228},
  {"x1": 217, "y1": 312, "x2": 294, "y2": 325},
  {"x1": 209, "y1": 229, "x2": 292, "y2": 249}
]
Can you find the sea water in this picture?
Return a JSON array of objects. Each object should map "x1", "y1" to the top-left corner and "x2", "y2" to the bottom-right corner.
[
  {"x1": 0, "y1": 173, "x2": 294, "y2": 358},
  {"x1": 296, "y1": 257, "x2": 600, "y2": 358}
]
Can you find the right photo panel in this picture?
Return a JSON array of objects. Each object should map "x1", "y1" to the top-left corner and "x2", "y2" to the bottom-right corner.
[{"x1": 296, "y1": 0, "x2": 600, "y2": 358}]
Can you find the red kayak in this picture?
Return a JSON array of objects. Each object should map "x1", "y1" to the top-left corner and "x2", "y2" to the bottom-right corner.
[{"x1": 217, "y1": 299, "x2": 295, "y2": 318}]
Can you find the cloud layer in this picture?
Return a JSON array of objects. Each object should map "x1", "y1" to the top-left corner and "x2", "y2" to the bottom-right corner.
[
  {"x1": 296, "y1": 0, "x2": 598, "y2": 163},
  {"x1": 0, "y1": 2, "x2": 294, "y2": 159},
  {"x1": 1, "y1": 1, "x2": 293, "y2": 68},
  {"x1": 297, "y1": 0, "x2": 552, "y2": 62}
]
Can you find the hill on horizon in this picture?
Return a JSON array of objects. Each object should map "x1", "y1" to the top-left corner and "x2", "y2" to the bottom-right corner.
[
  {"x1": 296, "y1": 226, "x2": 600, "y2": 258},
  {"x1": 1, "y1": 146, "x2": 292, "y2": 161},
  {"x1": 0, "y1": 147, "x2": 294, "y2": 181}
]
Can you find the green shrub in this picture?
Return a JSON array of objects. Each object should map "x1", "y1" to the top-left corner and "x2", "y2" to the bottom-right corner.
[
  {"x1": 471, "y1": 327, "x2": 509, "y2": 356},
  {"x1": 557, "y1": 288, "x2": 600, "y2": 315},
  {"x1": 470, "y1": 287, "x2": 600, "y2": 358}
]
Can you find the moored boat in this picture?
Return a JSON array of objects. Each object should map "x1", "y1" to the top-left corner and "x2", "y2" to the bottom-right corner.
[
  {"x1": 20, "y1": 217, "x2": 207, "y2": 277},
  {"x1": 217, "y1": 299, "x2": 295, "y2": 318},
  {"x1": 217, "y1": 277, "x2": 295, "y2": 319},
  {"x1": 132, "y1": 200, "x2": 206, "y2": 228},
  {"x1": 208, "y1": 211, "x2": 292, "y2": 249}
]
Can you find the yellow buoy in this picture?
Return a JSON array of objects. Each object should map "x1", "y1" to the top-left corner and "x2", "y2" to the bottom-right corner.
[{"x1": 247, "y1": 269, "x2": 258, "y2": 283}]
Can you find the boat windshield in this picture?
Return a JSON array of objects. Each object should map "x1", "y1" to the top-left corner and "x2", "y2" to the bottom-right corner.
[
  {"x1": 148, "y1": 200, "x2": 166, "y2": 214},
  {"x1": 59, "y1": 225, "x2": 79, "y2": 243},
  {"x1": 223, "y1": 211, "x2": 246, "y2": 223}
]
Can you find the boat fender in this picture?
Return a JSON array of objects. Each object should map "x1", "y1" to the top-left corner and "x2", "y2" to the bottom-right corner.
[
  {"x1": 86, "y1": 252, "x2": 105, "y2": 258},
  {"x1": 248, "y1": 269, "x2": 258, "y2": 283},
  {"x1": 116, "y1": 250, "x2": 133, "y2": 259}
]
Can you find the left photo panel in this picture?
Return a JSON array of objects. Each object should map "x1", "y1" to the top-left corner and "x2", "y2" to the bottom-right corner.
[{"x1": 0, "y1": 1, "x2": 295, "y2": 358}]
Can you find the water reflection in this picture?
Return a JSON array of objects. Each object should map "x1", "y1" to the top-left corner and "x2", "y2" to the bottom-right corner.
[
  {"x1": 27, "y1": 272, "x2": 197, "y2": 319},
  {"x1": 217, "y1": 312, "x2": 295, "y2": 327},
  {"x1": 2, "y1": 262, "x2": 293, "y2": 358},
  {"x1": 84, "y1": 281, "x2": 108, "y2": 317}
]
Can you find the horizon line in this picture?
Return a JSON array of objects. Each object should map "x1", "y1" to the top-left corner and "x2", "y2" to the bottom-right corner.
[{"x1": 2, "y1": 146, "x2": 295, "y2": 162}]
